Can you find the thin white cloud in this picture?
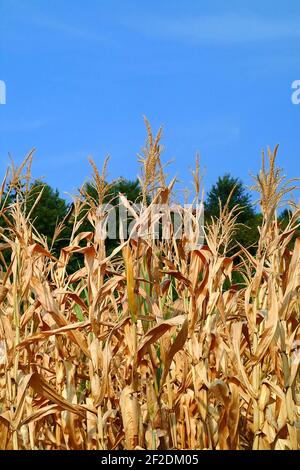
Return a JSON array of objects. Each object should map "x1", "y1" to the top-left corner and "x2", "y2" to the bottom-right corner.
[{"x1": 133, "y1": 14, "x2": 300, "y2": 44}]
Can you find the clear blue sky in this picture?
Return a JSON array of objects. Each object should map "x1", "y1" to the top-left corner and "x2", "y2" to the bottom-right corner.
[{"x1": 1, "y1": 0, "x2": 300, "y2": 202}]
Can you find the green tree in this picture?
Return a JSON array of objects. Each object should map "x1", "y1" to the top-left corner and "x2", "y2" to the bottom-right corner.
[
  {"x1": 20, "y1": 178, "x2": 143, "y2": 271},
  {"x1": 205, "y1": 174, "x2": 259, "y2": 252},
  {"x1": 81, "y1": 178, "x2": 143, "y2": 253},
  {"x1": 25, "y1": 180, "x2": 70, "y2": 246},
  {"x1": 106, "y1": 179, "x2": 143, "y2": 205},
  {"x1": 278, "y1": 208, "x2": 300, "y2": 245}
]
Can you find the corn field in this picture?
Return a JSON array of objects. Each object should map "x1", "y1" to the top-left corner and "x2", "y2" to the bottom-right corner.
[{"x1": 0, "y1": 122, "x2": 299, "y2": 450}]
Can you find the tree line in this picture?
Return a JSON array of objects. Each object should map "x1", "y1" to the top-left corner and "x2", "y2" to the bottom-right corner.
[{"x1": 1, "y1": 173, "x2": 296, "y2": 262}]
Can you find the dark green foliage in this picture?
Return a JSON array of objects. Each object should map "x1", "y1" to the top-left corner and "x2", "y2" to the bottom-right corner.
[
  {"x1": 23, "y1": 178, "x2": 142, "y2": 261},
  {"x1": 106, "y1": 179, "x2": 143, "y2": 205},
  {"x1": 205, "y1": 174, "x2": 259, "y2": 253},
  {"x1": 106, "y1": 179, "x2": 144, "y2": 254},
  {"x1": 278, "y1": 208, "x2": 300, "y2": 246},
  {"x1": 205, "y1": 174, "x2": 255, "y2": 223},
  {"x1": 25, "y1": 180, "x2": 69, "y2": 244},
  {"x1": 79, "y1": 178, "x2": 143, "y2": 246}
]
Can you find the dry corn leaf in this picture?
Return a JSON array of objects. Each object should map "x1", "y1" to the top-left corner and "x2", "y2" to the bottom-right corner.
[
  {"x1": 120, "y1": 386, "x2": 141, "y2": 450},
  {"x1": 28, "y1": 373, "x2": 85, "y2": 418},
  {"x1": 137, "y1": 315, "x2": 186, "y2": 364},
  {"x1": 160, "y1": 318, "x2": 188, "y2": 388}
]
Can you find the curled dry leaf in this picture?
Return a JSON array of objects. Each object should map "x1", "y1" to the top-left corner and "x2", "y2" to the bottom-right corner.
[
  {"x1": 120, "y1": 386, "x2": 142, "y2": 450},
  {"x1": 137, "y1": 315, "x2": 186, "y2": 364}
]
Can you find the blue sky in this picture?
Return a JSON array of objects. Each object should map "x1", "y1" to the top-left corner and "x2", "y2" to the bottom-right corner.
[{"x1": 1, "y1": 0, "x2": 300, "y2": 202}]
